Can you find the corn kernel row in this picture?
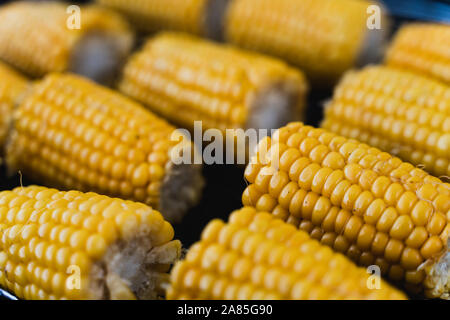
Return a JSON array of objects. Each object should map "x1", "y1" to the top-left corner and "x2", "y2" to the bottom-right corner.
[
  {"x1": 0, "y1": 62, "x2": 29, "y2": 152},
  {"x1": 0, "y1": 186, "x2": 181, "y2": 300},
  {"x1": 322, "y1": 66, "x2": 450, "y2": 178},
  {"x1": 386, "y1": 23, "x2": 450, "y2": 85},
  {"x1": 242, "y1": 122, "x2": 449, "y2": 298},
  {"x1": 168, "y1": 207, "x2": 406, "y2": 300},
  {"x1": 5, "y1": 73, "x2": 203, "y2": 223}
]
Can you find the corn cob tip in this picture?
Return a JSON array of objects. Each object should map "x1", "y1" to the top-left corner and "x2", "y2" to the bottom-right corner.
[{"x1": 0, "y1": 186, "x2": 182, "y2": 300}]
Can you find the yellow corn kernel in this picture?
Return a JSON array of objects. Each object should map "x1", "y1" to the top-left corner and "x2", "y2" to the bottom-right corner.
[
  {"x1": 321, "y1": 65, "x2": 450, "y2": 178},
  {"x1": 224, "y1": 0, "x2": 389, "y2": 83},
  {"x1": 119, "y1": 32, "x2": 307, "y2": 134},
  {"x1": 6, "y1": 73, "x2": 203, "y2": 223},
  {"x1": 168, "y1": 207, "x2": 407, "y2": 300},
  {"x1": 0, "y1": 2, "x2": 133, "y2": 82},
  {"x1": 386, "y1": 23, "x2": 450, "y2": 85},
  {"x1": 0, "y1": 186, "x2": 181, "y2": 300},
  {"x1": 0, "y1": 62, "x2": 29, "y2": 152},
  {"x1": 243, "y1": 122, "x2": 450, "y2": 299},
  {"x1": 96, "y1": 0, "x2": 209, "y2": 36}
]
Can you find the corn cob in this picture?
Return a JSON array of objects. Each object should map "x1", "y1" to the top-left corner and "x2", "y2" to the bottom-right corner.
[
  {"x1": 321, "y1": 66, "x2": 450, "y2": 179},
  {"x1": 0, "y1": 186, "x2": 181, "y2": 300},
  {"x1": 167, "y1": 207, "x2": 406, "y2": 300},
  {"x1": 0, "y1": 2, "x2": 133, "y2": 84},
  {"x1": 96, "y1": 0, "x2": 212, "y2": 37},
  {"x1": 0, "y1": 62, "x2": 29, "y2": 153},
  {"x1": 119, "y1": 32, "x2": 307, "y2": 134},
  {"x1": 242, "y1": 122, "x2": 450, "y2": 299},
  {"x1": 5, "y1": 73, "x2": 204, "y2": 223},
  {"x1": 386, "y1": 23, "x2": 450, "y2": 85},
  {"x1": 224, "y1": 0, "x2": 389, "y2": 83}
]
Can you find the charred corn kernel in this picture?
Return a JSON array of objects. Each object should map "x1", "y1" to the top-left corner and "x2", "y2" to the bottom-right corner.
[
  {"x1": 322, "y1": 66, "x2": 450, "y2": 179},
  {"x1": 6, "y1": 73, "x2": 203, "y2": 223},
  {"x1": 0, "y1": 62, "x2": 29, "y2": 152},
  {"x1": 224, "y1": 0, "x2": 389, "y2": 83},
  {"x1": 0, "y1": 2, "x2": 133, "y2": 83},
  {"x1": 96, "y1": 0, "x2": 209, "y2": 35},
  {"x1": 119, "y1": 32, "x2": 307, "y2": 135},
  {"x1": 243, "y1": 122, "x2": 450, "y2": 299},
  {"x1": 0, "y1": 186, "x2": 181, "y2": 300},
  {"x1": 386, "y1": 23, "x2": 450, "y2": 85},
  {"x1": 168, "y1": 207, "x2": 406, "y2": 300}
]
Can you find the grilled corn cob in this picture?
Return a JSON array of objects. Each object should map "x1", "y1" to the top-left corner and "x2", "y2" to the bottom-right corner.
[
  {"x1": 0, "y1": 63, "x2": 29, "y2": 153},
  {"x1": 5, "y1": 73, "x2": 204, "y2": 223},
  {"x1": 96, "y1": 0, "x2": 217, "y2": 37},
  {"x1": 224, "y1": 0, "x2": 389, "y2": 83},
  {"x1": 386, "y1": 23, "x2": 450, "y2": 85},
  {"x1": 0, "y1": 186, "x2": 181, "y2": 300},
  {"x1": 242, "y1": 122, "x2": 450, "y2": 299},
  {"x1": 0, "y1": 2, "x2": 133, "y2": 84},
  {"x1": 167, "y1": 207, "x2": 407, "y2": 300},
  {"x1": 321, "y1": 66, "x2": 450, "y2": 179},
  {"x1": 119, "y1": 33, "x2": 307, "y2": 134}
]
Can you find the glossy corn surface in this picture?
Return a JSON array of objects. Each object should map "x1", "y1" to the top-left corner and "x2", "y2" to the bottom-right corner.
[
  {"x1": 0, "y1": 2, "x2": 132, "y2": 77},
  {"x1": 224, "y1": 0, "x2": 380, "y2": 82},
  {"x1": 119, "y1": 32, "x2": 307, "y2": 132},
  {"x1": 242, "y1": 122, "x2": 450, "y2": 298},
  {"x1": 6, "y1": 73, "x2": 198, "y2": 222},
  {"x1": 167, "y1": 207, "x2": 407, "y2": 300},
  {"x1": 0, "y1": 186, "x2": 179, "y2": 300},
  {"x1": 386, "y1": 23, "x2": 450, "y2": 85},
  {"x1": 97, "y1": 0, "x2": 209, "y2": 35},
  {"x1": 321, "y1": 66, "x2": 450, "y2": 178},
  {"x1": 0, "y1": 62, "x2": 28, "y2": 152}
]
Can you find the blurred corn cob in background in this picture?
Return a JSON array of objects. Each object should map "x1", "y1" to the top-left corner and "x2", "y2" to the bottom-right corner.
[
  {"x1": 0, "y1": 62, "x2": 29, "y2": 154},
  {"x1": 386, "y1": 23, "x2": 450, "y2": 85},
  {"x1": 322, "y1": 66, "x2": 450, "y2": 178},
  {"x1": 167, "y1": 207, "x2": 406, "y2": 300},
  {"x1": 0, "y1": 186, "x2": 181, "y2": 300},
  {"x1": 5, "y1": 73, "x2": 204, "y2": 223},
  {"x1": 223, "y1": 0, "x2": 390, "y2": 83},
  {"x1": 119, "y1": 33, "x2": 307, "y2": 136},
  {"x1": 242, "y1": 122, "x2": 449, "y2": 299},
  {"x1": 0, "y1": 1, "x2": 133, "y2": 84},
  {"x1": 96, "y1": 0, "x2": 223, "y2": 38}
]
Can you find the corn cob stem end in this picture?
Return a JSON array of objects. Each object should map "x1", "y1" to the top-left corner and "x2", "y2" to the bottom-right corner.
[
  {"x1": 89, "y1": 236, "x2": 181, "y2": 300},
  {"x1": 160, "y1": 161, "x2": 204, "y2": 224},
  {"x1": 205, "y1": 0, "x2": 230, "y2": 40},
  {"x1": 356, "y1": 12, "x2": 391, "y2": 68},
  {"x1": 247, "y1": 82, "x2": 303, "y2": 131},
  {"x1": 69, "y1": 32, "x2": 133, "y2": 85},
  {"x1": 425, "y1": 239, "x2": 450, "y2": 300}
]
